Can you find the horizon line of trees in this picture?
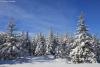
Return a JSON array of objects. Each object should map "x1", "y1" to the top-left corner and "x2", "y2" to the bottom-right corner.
[{"x1": 0, "y1": 13, "x2": 100, "y2": 64}]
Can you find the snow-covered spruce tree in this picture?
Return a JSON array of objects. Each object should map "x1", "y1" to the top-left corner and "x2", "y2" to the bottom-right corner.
[
  {"x1": 54, "y1": 33, "x2": 72, "y2": 59},
  {"x1": 60, "y1": 34, "x2": 72, "y2": 59},
  {"x1": 53, "y1": 33, "x2": 61, "y2": 58},
  {"x1": 18, "y1": 32, "x2": 29, "y2": 57},
  {"x1": 35, "y1": 33, "x2": 47, "y2": 56},
  {"x1": 20, "y1": 32, "x2": 33, "y2": 56},
  {"x1": 32, "y1": 36, "x2": 37, "y2": 55},
  {"x1": 46, "y1": 28, "x2": 58, "y2": 56},
  {"x1": 69, "y1": 13, "x2": 97, "y2": 63},
  {"x1": 0, "y1": 18, "x2": 20, "y2": 60},
  {"x1": 92, "y1": 35, "x2": 100, "y2": 63}
]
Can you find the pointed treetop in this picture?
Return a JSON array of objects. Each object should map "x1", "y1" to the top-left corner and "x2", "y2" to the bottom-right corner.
[
  {"x1": 20, "y1": 32, "x2": 26, "y2": 40},
  {"x1": 63, "y1": 33, "x2": 69, "y2": 39},
  {"x1": 21, "y1": 31, "x2": 25, "y2": 36},
  {"x1": 7, "y1": 18, "x2": 16, "y2": 37},
  {"x1": 49, "y1": 27, "x2": 53, "y2": 35},
  {"x1": 8, "y1": 18, "x2": 15, "y2": 27},
  {"x1": 79, "y1": 12, "x2": 85, "y2": 25},
  {"x1": 77, "y1": 12, "x2": 88, "y2": 33},
  {"x1": 38, "y1": 32, "x2": 43, "y2": 38},
  {"x1": 48, "y1": 26, "x2": 54, "y2": 39},
  {"x1": 39, "y1": 32, "x2": 42, "y2": 37},
  {"x1": 80, "y1": 11, "x2": 84, "y2": 20},
  {"x1": 37, "y1": 32, "x2": 46, "y2": 42},
  {"x1": 26, "y1": 31, "x2": 29, "y2": 36}
]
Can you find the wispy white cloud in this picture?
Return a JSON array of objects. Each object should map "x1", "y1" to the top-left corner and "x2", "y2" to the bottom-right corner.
[{"x1": 0, "y1": 0, "x2": 77, "y2": 34}]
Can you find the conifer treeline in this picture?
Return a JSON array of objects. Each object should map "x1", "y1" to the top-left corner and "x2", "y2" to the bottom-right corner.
[{"x1": 0, "y1": 14, "x2": 100, "y2": 63}]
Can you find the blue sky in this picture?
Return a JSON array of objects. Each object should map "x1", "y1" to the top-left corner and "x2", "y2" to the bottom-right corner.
[{"x1": 0, "y1": 0, "x2": 100, "y2": 36}]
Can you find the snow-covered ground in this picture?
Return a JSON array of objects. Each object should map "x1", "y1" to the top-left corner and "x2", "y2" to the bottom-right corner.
[
  {"x1": 0, "y1": 55, "x2": 68, "y2": 67},
  {"x1": 0, "y1": 62, "x2": 99, "y2": 67},
  {"x1": 0, "y1": 55, "x2": 99, "y2": 67}
]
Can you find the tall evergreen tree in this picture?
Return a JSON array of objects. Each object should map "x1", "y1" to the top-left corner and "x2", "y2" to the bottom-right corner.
[
  {"x1": 7, "y1": 18, "x2": 16, "y2": 37},
  {"x1": 46, "y1": 28, "x2": 54, "y2": 54},
  {"x1": 20, "y1": 32, "x2": 33, "y2": 56},
  {"x1": 25, "y1": 32, "x2": 33, "y2": 56},
  {"x1": 46, "y1": 29, "x2": 59, "y2": 55},
  {"x1": 32, "y1": 36, "x2": 37, "y2": 55},
  {"x1": 70, "y1": 13, "x2": 97, "y2": 63},
  {"x1": 53, "y1": 33, "x2": 61, "y2": 58},
  {"x1": 35, "y1": 33, "x2": 46, "y2": 56},
  {"x1": 54, "y1": 33, "x2": 72, "y2": 59},
  {"x1": 0, "y1": 18, "x2": 20, "y2": 60}
]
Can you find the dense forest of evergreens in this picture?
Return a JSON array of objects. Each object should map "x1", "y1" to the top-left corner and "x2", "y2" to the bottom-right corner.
[{"x1": 0, "y1": 14, "x2": 100, "y2": 63}]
